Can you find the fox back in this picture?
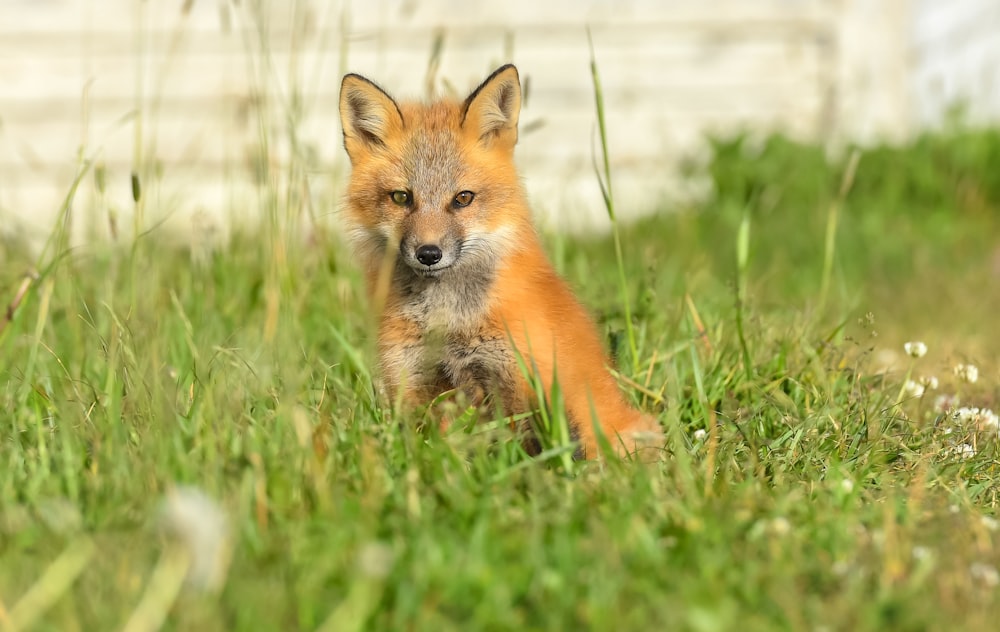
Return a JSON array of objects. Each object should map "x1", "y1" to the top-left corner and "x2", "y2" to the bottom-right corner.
[{"x1": 339, "y1": 65, "x2": 660, "y2": 459}]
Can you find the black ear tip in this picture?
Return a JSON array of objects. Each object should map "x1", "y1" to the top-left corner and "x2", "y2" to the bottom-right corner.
[
  {"x1": 493, "y1": 64, "x2": 519, "y2": 82},
  {"x1": 340, "y1": 73, "x2": 384, "y2": 95}
]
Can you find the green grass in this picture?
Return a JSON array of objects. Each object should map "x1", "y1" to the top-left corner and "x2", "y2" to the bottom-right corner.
[{"x1": 2, "y1": 126, "x2": 1000, "y2": 631}]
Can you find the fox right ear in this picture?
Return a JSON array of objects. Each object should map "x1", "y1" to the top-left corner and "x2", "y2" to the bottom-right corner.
[
  {"x1": 339, "y1": 74, "x2": 404, "y2": 156},
  {"x1": 462, "y1": 64, "x2": 521, "y2": 149}
]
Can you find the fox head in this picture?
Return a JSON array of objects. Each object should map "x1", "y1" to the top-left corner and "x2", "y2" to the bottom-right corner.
[{"x1": 339, "y1": 65, "x2": 529, "y2": 280}]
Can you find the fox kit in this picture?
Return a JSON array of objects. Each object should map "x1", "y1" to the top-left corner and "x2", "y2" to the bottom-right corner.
[{"x1": 338, "y1": 64, "x2": 659, "y2": 459}]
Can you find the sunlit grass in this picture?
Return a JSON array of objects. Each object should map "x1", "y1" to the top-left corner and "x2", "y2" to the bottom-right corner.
[{"x1": 1, "y1": 123, "x2": 999, "y2": 629}]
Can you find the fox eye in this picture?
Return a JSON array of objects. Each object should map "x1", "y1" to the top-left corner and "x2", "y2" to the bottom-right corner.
[
  {"x1": 389, "y1": 190, "x2": 411, "y2": 206},
  {"x1": 452, "y1": 191, "x2": 475, "y2": 208}
]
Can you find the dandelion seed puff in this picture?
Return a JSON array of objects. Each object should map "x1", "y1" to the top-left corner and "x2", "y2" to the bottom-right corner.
[
  {"x1": 160, "y1": 486, "x2": 232, "y2": 592},
  {"x1": 903, "y1": 379, "x2": 925, "y2": 398},
  {"x1": 904, "y1": 341, "x2": 927, "y2": 358},
  {"x1": 693, "y1": 429, "x2": 707, "y2": 442},
  {"x1": 954, "y1": 364, "x2": 979, "y2": 384}
]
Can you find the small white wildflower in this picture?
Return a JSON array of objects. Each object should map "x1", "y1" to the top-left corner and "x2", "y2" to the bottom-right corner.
[
  {"x1": 949, "y1": 504, "x2": 961, "y2": 514},
  {"x1": 954, "y1": 407, "x2": 981, "y2": 424},
  {"x1": 970, "y1": 562, "x2": 1000, "y2": 587},
  {"x1": 953, "y1": 407, "x2": 1000, "y2": 431},
  {"x1": 981, "y1": 516, "x2": 1000, "y2": 532},
  {"x1": 770, "y1": 517, "x2": 792, "y2": 536},
  {"x1": 951, "y1": 443, "x2": 976, "y2": 460},
  {"x1": 903, "y1": 379, "x2": 925, "y2": 399},
  {"x1": 693, "y1": 429, "x2": 707, "y2": 442},
  {"x1": 982, "y1": 409, "x2": 1000, "y2": 431},
  {"x1": 919, "y1": 375, "x2": 939, "y2": 390},
  {"x1": 954, "y1": 363, "x2": 979, "y2": 384},
  {"x1": 904, "y1": 341, "x2": 928, "y2": 358},
  {"x1": 839, "y1": 479, "x2": 855, "y2": 494},
  {"x1": 911, "y1": 545, "x2": 932, "y2": 561},
  {"x1": 160, "y1": 486, "x2": 232, "y2": 592},
  {"x1": 934, "y1": 394, "x2": 959, "y2": 413}
]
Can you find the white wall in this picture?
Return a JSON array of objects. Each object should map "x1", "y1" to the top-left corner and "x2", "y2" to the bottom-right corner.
[
  {"x1": 0, "y1": 0, "x2": 996, "y2": 251},
  {"x1": 910, "y1": 0, "x2": 1000, "y2": 127}
]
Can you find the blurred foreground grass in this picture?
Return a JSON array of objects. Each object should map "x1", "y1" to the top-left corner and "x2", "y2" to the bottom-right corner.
[{"x1": 1, "y1": 128, "x2": 999, "y2": 631}]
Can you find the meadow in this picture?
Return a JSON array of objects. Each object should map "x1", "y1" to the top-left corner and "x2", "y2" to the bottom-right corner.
[{"x1": 2, "y1": 112, "x2": 1000, "y2": 630}]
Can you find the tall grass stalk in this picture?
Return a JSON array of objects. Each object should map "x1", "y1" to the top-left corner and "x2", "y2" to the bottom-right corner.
[
  {"x1": 4, "y1": 537, "x2": 95, "y2": 632},
  {"x1": 587, "y1": 31, "x2": 639, "y2": 376},
  {"x1": 735, "y1": 205, "x2": 753, "y2": 383},
  {"x1": 819, "y1": 149, "x2": 861, "y2": 312}
]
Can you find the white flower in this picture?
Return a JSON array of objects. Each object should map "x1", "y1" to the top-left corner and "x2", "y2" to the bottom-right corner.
[
  {"x1": 983, "y1": 409, "x2": 1000, "y2": 430},
  {"x1": 912, "y1": 545, "x2": 932, "y2": 561},
  {"x1": 903, "y1": 379, "x2": 925, "y2": 398},
  {"x1": 981, "y1": 516, "x2": 1000, "y2": 532},
  {"x1": 934, "y1": 394, "x2": 959, "y2": 413},
  {"x1": 970, "y1": 562, "x2": 1000, "y2": 587},
  {"x1": 839, "y1": 479, "x2": 855, "y2": 494},
  {"x1": 953, "y1": 407, "x2": 1000, "y2": 431},
  {"x1": 919, "y1": 375, "x2": 939, "y2": 390},
  {"x1": 954, "y1": 364, "x2": 979, "y2": 384},
  {"x1": 693, "y1": 429, "x2": 707, "y2": 442},
  {"x1": 954, "y1": 407, "x2": 980, "y2": 423},
  {"x1": 950, "y1": 443, "x2": 976, "y2": 459},
  {"x1": 904, "y1": 341, "x2": 928, "y2": 358}
]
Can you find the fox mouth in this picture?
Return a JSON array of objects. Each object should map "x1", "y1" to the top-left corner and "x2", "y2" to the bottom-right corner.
[{"x1": 411, "y1": 264, "x2": 452, "y2": 278}]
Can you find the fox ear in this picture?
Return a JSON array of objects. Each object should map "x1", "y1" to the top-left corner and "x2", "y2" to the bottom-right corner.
[
  {"x1": 461, "y1": 64, "x2": 521, "y2": 148},
  {"x1": 340, "y1": 74, "x2": 404, "y2": 157}
]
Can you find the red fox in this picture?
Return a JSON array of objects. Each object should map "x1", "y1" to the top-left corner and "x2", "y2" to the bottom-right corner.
[{"x1": 338, "y1": 64, "x2": 660, "y2": 459}]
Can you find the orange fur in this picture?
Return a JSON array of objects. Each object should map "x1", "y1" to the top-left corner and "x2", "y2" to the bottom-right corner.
[{"x1": 338, "y1": 65, "x2": 660, "y2": 459}]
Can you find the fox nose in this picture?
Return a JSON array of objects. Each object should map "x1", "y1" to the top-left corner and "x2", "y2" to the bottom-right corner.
[{"x1": 415, "y1": 244, "x2": 443, "y2": 266}]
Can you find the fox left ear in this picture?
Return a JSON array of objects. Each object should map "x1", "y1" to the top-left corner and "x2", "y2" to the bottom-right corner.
[
  {"x1": 461, "y1": 64, "x2": 521, "y2": 149},
  {"x1": 340, "y1": 73, "x2": 405, "y2": 159}
]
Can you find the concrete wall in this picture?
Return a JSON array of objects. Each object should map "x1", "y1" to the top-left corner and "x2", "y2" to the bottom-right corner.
[
  {"x1": 910, "y1": 0, "x2": 1000, "y2": 127},
  {"x1": 0, "y1": 0, "x2": 996, "y2": 249}
]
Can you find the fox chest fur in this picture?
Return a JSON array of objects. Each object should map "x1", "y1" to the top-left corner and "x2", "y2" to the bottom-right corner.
[{"x1": 378, "y1": 262, "x2": 519, "y2": 410}]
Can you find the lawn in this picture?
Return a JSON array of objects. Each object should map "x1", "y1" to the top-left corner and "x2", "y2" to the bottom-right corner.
[{"x1": 1, "y1": 127, "x2": 999, "y2": 631}]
